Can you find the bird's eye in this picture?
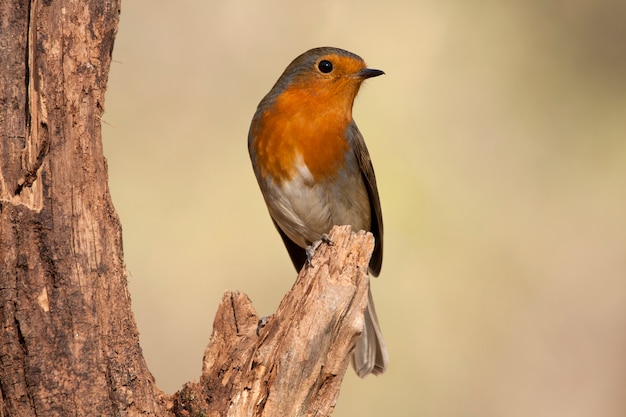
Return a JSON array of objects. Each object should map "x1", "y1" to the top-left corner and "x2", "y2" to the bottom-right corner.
[{"x1": 318, "y1": 60, "x2": 333, "y2": 74}]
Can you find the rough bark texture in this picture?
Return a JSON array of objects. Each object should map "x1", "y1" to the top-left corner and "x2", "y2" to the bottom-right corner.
[
  {"x1": 0, "y1": 0, "x2": 163, "y2": 415},
  {"x1": 0, "y1": 1, "x2": 375, "y2": 416}
]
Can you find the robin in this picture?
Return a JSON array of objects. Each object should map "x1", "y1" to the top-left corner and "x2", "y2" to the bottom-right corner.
[{"x1": 248, "y1": 47, "x2": 387, "y2": 377}]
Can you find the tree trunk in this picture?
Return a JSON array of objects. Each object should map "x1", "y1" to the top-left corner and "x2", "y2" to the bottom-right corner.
[
  {"x1": 0, "y1": 0, "x2": 164, "y2": 415},
  {"x1": 0, "y1": 1, "x2": 374, "y2": 416}
]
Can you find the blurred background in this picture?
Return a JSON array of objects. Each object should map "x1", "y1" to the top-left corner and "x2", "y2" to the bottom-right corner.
[{"x1": 102, "y1": 0, "x2": 626, "y2": 416}]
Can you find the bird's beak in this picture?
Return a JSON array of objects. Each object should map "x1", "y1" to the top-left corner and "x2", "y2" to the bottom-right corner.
[{"x1": 358, "y1": 68, "x2": 385, "y2": 79}]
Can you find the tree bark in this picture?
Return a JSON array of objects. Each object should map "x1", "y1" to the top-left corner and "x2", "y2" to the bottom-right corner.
[
  {"x1": 0, "y1": 0, "x2": 164, "y2": 416},
  {"x1": 0, "y1": 1, "x2": 374, "y2": 416}
]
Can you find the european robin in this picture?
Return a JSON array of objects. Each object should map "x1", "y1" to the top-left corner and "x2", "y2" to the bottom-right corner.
[{"x1": 248, "y1": 47, "x2": 387, "y2": 377}]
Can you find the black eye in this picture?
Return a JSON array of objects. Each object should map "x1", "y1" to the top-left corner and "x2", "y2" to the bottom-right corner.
[{"x1": 318, "y1": 60, "x2": 333, "y2": 73}]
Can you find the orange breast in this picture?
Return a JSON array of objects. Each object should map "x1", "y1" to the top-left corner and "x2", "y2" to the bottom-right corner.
[{"x1": 253, "y1": 86, "x2": 352, "y2": 183}]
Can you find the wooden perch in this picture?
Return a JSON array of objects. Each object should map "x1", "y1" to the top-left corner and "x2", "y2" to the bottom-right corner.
[{"x1": 171, "y1": 225, "x2": 375, "y2": 417}]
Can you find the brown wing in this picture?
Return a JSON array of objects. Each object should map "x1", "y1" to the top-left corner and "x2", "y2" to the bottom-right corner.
[{"x1": 347, "y1": 121, "x2": 384, "y2": 277}]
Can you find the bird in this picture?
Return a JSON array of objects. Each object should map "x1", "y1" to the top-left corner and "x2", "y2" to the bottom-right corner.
[{"x1": 248, "y1": 46, "x2": 387, "y2": 377}]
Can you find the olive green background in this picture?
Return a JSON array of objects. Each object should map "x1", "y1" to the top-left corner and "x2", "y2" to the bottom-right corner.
[{"x1": 102, "y1": 1, "x2": 626, "y2": 416}]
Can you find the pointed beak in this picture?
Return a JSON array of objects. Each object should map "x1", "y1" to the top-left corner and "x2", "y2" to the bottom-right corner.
[{"x1": 358, "y1": 68, "x2": 385, "y2": 79}]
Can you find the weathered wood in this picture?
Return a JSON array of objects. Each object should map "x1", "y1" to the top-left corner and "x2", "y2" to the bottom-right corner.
[
  {"x1": 171, "y1": 226, "x2": 374, "y2": 417},
  {"x1": 0, "y1": 0, "x2": 163, "y2": 415}
]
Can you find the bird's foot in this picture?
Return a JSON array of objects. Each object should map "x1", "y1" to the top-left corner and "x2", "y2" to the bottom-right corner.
[
  {"x1": 257, "y1": 316, "x2": 270, "y2": 336},
  {"x1": 305, "y1": 233, "x2": 335, "y2": 268}
]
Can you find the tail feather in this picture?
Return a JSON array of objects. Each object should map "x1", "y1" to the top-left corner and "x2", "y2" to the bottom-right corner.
[{"x1": 352, "y1": 286, "x2": 388, "y2": 377}]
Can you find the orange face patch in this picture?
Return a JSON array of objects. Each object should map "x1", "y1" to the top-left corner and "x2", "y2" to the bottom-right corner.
[{"x1": 252, "y1": 53, "x2": 368, "y2": 184}]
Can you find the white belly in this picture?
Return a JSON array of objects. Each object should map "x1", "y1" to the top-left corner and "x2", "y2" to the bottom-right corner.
[{"x1": 261, "y1": 154, "x2": 371, "y2": 249}]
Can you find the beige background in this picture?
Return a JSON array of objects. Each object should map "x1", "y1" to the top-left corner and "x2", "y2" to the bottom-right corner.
[{"x1": 102, "y1": 1, "x2": 626, "y2": 416}]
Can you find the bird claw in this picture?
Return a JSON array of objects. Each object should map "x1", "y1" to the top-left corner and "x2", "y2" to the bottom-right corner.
[
  {"x1": 305, "y1": 233, "x2": 334, "y2": 268},
  {"x1": 320, "y1": 233, "x2": 334, "y2": 246},
  {"x1": 257, "y1": 316, "x2": 270, "y2": 336}
]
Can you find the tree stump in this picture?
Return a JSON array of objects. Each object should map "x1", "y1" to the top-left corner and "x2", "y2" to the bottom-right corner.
[{"x1": 172, "y1": 226, "x2": 374, "y2": 417}]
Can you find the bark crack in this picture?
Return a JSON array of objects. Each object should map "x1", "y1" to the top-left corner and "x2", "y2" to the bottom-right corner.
[
  {"x1": 24, "y1": 0, "x2": 33, "y2": 132},
  {"x1": 14, "y1": 129, "x2": 49, "y2": 196},
  {"x1": 230, "y1": 293, "x2": 240, "y2": 335},
  {"x1": 16, "y1": 0, "x2": 49, "y2": 197}
]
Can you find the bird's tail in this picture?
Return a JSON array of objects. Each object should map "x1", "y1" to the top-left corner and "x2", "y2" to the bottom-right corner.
[{"x1": 352, "y1": 285, "x2": 388, "y2": 377}]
